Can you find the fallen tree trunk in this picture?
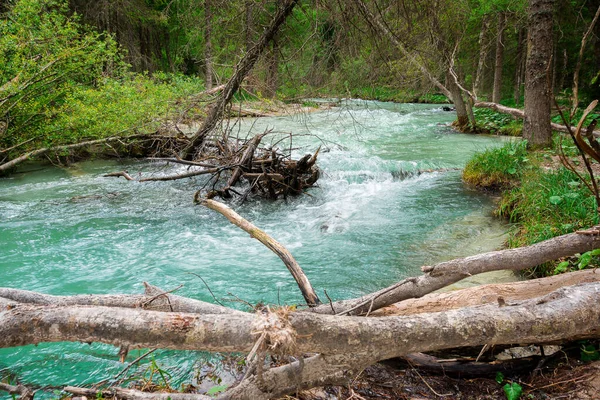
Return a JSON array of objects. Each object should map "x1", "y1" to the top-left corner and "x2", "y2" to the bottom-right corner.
[
  {"x1": 474, "y1": 101, "x2": 600, "y2": 137},
  {"x1": 0, "y1": 282, "x2": 243, "y2": 315},
  {"x1": 310, "y1": 230, "x2": 600, "y2": 315},
  {"x1": 2, "y1": 283, "x2": 600, "y2": 399},
  {"x1": 0, "y1": 134, "x2": 151, "y2": 173},
  {"x1": 374, "y1": 268, "x2": 600, "y2": 316},
  {"x1": 2, "y1": 283, "x2": 600, "y2": 361}
]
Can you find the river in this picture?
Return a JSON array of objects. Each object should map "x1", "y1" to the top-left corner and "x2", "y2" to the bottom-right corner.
[{"x1": 0, "y1": 100, "x2": 515, "y2": 396}]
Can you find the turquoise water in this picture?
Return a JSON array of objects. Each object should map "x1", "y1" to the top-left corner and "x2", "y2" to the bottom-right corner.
[{"x1": 0, "y1": 100, "x2": 513, "y2": 396}]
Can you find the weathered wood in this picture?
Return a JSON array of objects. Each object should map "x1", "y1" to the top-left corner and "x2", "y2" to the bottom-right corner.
[
  {"x1": 200, "y1": 199, "x2": 321, "y2": 306},
  {"x1": 226, "y1": 133, "x2": 265, "y2": 189},
  {"x1": 180, "y1": 0, "x2": 298, "y2": 159},
  {"x1": 0, "y1": 283, "x2": 241, "y2": 315},
  {"x1": 0, "y1": 383, "x2": 34, "y2": 400},
  {"x1": 3, "y1": 283, "x2": 600, "y2": 399},
  {"x1": 1, "y1": 283, "x2": 600, "y2": 361},
  {"x1": 310, "y1": 230, "x2": 600, "y2": 315},
  {"x1": 373, "y1": 269, "x2": 600, "y2": 316},
  {"x1": 242, "y1": 172, "x2": 285, "y2": 182},
  {"x1": 64, "y1": 386, "x2": 211, "y2": 400},
  {"x1": 0, "y1": 134, "x2": 150, "y2": 173}
]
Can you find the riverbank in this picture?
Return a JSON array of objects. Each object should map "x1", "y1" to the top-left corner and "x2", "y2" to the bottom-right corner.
[{"x1": 462, "y1": 136, "x2": 600, "y2": 277}]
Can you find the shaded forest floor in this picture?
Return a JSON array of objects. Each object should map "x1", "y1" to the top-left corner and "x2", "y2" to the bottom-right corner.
[{"x1": 295, "y1": 359, "x2": 600, "y2": 400}]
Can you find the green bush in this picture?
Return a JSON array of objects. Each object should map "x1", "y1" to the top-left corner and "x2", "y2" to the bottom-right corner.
[
  {"x1": 462, "y1": 140, "x2": 528, "y2": 190},
  {"x1": 48, "y1": 74, "x2": 205, "y2": 144},
  {"x1": 0, "y1": 0, "x2": 124, "y2": 153},
  {"x1": 473, "y1": 108, "x2": 522, "y2": 134}
]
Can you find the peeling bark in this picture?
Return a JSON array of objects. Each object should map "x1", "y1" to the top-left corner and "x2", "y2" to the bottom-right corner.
[
  {"x1": 1, "y1": 283, "x2": 600, "y2": 367},
  {"x1": 374, "y1": 269, "x2": 600, "y2": 316}
]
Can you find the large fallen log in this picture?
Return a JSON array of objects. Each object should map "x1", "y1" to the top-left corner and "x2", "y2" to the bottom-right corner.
[
  {"x1": 309, "y1": 229, "x2": 600, "y2": 315},
  {"x1": 374, "y1": 268, "x2": 600, "y2": 316},
  {"x1": 2, "y1": 283, "x2": 600, "y2": 399},
  {"x1": 2, "y1": 283, "x2": 600, "y2": 361}
]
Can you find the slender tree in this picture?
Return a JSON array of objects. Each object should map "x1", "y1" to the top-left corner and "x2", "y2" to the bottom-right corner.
[
  {"x1": 523, "y1": 0, "x2": 554, "y2": 147},
  {"x1": 492, "y1": 12, "x2": 506, "y2": 103}
]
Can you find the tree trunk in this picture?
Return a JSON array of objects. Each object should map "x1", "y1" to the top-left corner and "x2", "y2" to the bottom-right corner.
[
  {"x1": 266, "y1": 35, "x2": 279, "y2": 97},
  {"x1": 474, "y1": 16, "x2": 490, "y2": 97},
  {"x1": 204, "y1": 0, "x2": 214, "y2": 91},
  {"x1": 523, "y1": 0, "x2": 554, "y2": 148},
  {"x1": 181, "y1": 0, "x2": 299, "y2": 160},
  {"x1": 3, "y1": 283, "x2": 600, "y2": 399},
  {"x1": 374, "y1": 269, "x2": 600, "y2": 316},
  {"x1": 447, "y1": 71, "x2": 469, "y2": 129},
  {"x1": 492, "y1": 12, "x2": 506, "y2": 103},
  {"x1": 513, "y1": 27, "x2": 526, "y2": 105}
]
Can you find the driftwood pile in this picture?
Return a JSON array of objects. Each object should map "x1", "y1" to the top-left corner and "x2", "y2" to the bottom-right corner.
[
  {"x1": 193, "y1": 132, "x2": 320, "y2": 201},
  {"x1": 104, "y1": 132, "x2": 321, "y2": 201}
]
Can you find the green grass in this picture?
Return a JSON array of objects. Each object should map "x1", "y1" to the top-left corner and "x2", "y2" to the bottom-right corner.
[
  {"x1": 464, "y1": 136, "x2": 599, "y2": 277},
  {"x1": 462, "y1": 140, "x2": 528, "y2": 190},
  {"x1": 498, "y1": 166, "x2": 599, "y2": 276}
]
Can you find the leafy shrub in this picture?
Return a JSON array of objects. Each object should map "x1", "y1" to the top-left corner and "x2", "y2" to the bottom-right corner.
[
  {"x1": 49, "y1": 74, "x2": 204, "y2": 144},
  {"x1": 498, "y1": 167, "x2": 599, "y2": 275},
  {"x1": 473, "y1": 108, "x2": 522, "y2": 134},
  {"x1": 462, "y1": 140, "x2": 528, "y2": 190},
  {"x1": 0, "y1": 0, "x2": 124, "y2": 152}
]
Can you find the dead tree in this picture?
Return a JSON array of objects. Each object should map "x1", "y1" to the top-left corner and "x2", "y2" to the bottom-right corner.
[{"x1": 180, "y1": 0, "x2": 299, "y2": 160}]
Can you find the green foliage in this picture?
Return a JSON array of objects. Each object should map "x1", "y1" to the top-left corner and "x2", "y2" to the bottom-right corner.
[
  {"x1": 580, "y1": 342, "x2": 600, "y2": 362},
  {"x1": 552, "y1": 249, "x2": 600, "y2": 275},
  {"x1": 0, "y1": 0, "x2": 124, "y2": 152},
  {"x1": 503, "y1": 382, "x2": 523, "y2": 400},
  {"x1": 495, "y1": 372, "x2": 505, "y2": 384},
  {"x1": 498, "y1": 167, "x2": 599, "y2": 275},
  {"x1": 141, "y1": 357, "x2": 173, "y2": 390},
  {"x1": 48, "y1": 73, "x2": 203, "y2": 144},
  {"x1": 462, "y1": 140, "x2": 528, "y2": 189},
  {"x1": 473, "y1": 108, "x2": 522, "y2": 135}
]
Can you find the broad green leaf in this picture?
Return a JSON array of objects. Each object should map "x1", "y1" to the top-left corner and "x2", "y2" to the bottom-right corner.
[
  {"x1": 503, "y1": 382, "x2": 523, "y2": 400},
  {"x1": 579, "y1": 252, "x2": 593, "y2": 269},
  {"x1": 554, "y1": 261, "x2": 569, "y2": 274}
]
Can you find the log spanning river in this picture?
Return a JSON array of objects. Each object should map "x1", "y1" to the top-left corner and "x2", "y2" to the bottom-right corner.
[{"x1": 0, "y1": 100, "x2": 515, "y2": 396}]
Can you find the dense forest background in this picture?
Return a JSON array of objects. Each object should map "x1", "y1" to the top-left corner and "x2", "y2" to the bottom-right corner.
[{"x1": 2, "y1": 0, "x2": 600, "y2": 162}]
